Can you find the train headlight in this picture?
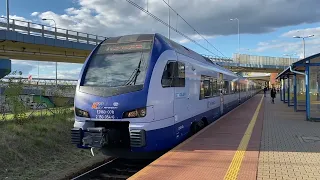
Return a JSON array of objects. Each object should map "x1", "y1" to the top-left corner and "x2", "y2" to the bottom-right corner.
[
  {"x1": 75, "y1": 107, "x2": 90, "y2": 118},
  {"x1": 123, "y1": 107, "x2": 147, "y2": 118}
]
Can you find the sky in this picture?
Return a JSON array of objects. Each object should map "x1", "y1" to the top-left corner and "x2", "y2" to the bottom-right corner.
[{"x1": 1, "y1": 0, "x2": 320, "y2": 79}]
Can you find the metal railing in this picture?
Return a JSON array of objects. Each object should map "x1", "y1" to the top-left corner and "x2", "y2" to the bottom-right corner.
[
  {"x1": 202, "y1": 53, "x2": 300, "y2": 67},
  {"x1": 0, "y1": 76, "x2": 75, "y2": 121},
  {"x1": 202, "y1": 54, "x2": 234, "y2": 62},
  {"x1": 0, "y1": 77, "x2": 78, "y2": 86},
  {"x1": 232, "y1": 53, "x2": 300, "y2": 66},
  {"x1": 0, "y1": 77, "x2": 76, "y2": 98},
  {"x1": 0, "y1": 17, "x2": 108, "y2": 45}
]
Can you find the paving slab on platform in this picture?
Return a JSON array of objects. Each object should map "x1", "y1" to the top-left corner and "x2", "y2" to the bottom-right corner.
[
  {"x1": 129, "y1": 94, "x2": 320, "y2": 180},
  {"x1": 257, "y1": 96, "x2": 320, "y2": 180},
  {"x1": 129, "y1": 95, "x2": 264, "y2": 180}
]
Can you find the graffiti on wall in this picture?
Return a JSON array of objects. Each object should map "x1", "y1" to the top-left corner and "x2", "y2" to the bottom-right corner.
[{"x1": 0, "y1": 94, "x2": 73, "y2": 113}]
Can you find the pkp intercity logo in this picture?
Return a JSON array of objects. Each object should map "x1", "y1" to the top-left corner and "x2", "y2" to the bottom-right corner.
[{"x1": 92, "y1": 102, "x2": 104, "y2": 109}]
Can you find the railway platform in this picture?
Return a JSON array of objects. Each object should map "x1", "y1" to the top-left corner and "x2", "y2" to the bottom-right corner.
[{"x1": 129, "y1": 94, "x2": 320, "y2": 180}]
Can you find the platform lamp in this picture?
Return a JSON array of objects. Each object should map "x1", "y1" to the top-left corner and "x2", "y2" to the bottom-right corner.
[
  {"x1": 42, "y1": 18, "x2": 58, "y2": 89},
  {"x1": 6, "y1": 0, "x2": 9, "y2": 30},
  {"x1": 230, "y1": 18, "x2": 240, "y2": 63},
  {"x1": 293, "y1": 35, "x2": 314, "y2": 59}
]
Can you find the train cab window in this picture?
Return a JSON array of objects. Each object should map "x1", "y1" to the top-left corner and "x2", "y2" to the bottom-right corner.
[{"x1": 161, "y1": 61, "x2": 185, "y2": 88}]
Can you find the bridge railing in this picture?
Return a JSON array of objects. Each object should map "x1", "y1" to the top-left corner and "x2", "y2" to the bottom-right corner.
[
  {"x1": 202, "y1": 53, "x2": 300, "y2": 67},
  {"x1": 202, "y1": 54, "x2": 234, "y2": 63},
  {"x1": 0, "y1": 17, "x2": 107, "y2": 46},
  {"x1": 232, "y1": 53, "x2": 300, "y2": 66}
]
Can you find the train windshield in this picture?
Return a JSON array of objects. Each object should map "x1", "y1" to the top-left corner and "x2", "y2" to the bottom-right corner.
[{"x1": 82, "y1": 41, "x2": 152, "y2": 87}]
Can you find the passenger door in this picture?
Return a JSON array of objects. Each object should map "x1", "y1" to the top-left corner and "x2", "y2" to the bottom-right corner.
[
  {"x1": 172, "y1": 61, "x2": 189, "y2": 140},
  {"x1": 219, "y1": 73, "x2": 224, "y2": 115}
]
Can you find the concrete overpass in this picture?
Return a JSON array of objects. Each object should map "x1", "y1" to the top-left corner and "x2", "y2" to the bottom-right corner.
[
  {"x1": 245, "y1": 75, "x2": 270, "y2": 81},
  {"x1": 203, "y1": 54, "x2": 298, "y2": 73},
  {"x1": 0, "y1": 17, "x2": 103, "y2": 63}
]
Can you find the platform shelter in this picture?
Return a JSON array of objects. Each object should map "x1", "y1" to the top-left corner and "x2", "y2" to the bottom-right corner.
[{"x1": 276, "y1": 53, "x2": 320, "y2": 121}]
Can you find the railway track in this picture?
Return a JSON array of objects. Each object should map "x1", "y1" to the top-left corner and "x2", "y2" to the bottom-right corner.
[{"x1": 71, "y1": 158, "x2": 154, "y2": 180}]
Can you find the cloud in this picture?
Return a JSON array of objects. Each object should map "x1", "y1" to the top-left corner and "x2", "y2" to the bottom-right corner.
[
  {"x1": 31, "y1": 12, "x2": 39, "y2": 17},
  {"x1": 2, "y1": 0, "x2": 320, "y2": 55},
  {"x1": 27, "y1": 0, "x2": 320, "y2": 40},
  {"x1": 8, "y1": 60, "x2": 82, "y2": 79},
  {"x1": 11, "y1": 61, "x2": 35, "y2": 75},
  {"x1": 281, "y1": 27, "x2": 320, "y2": 38},
  {"x1": 252, "y1": 28, "x2": 320, "y2": 58},
  {"x1": 52, "y1": 67, "x2": 82, "y2": 79},
  {"x1": 3, "y1": 0, "x2": 320, "y2": 78}
]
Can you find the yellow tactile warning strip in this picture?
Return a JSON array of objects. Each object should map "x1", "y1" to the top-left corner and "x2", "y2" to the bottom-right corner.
[
  {"x1": 128, "y1": 95, "x2": 256, "y2": 180},
  {"x1": 224, "y1": 95, "x2": 264, "y2": 180}
]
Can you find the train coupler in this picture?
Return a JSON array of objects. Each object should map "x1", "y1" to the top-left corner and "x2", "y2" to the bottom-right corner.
[{"x1": 82, "y1": 127, "x2": 107, "y2": 148}]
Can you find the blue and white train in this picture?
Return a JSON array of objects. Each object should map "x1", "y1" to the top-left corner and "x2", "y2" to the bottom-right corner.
[{"x1": 71, "y1": 33, "x2": 262, "y2": 158}]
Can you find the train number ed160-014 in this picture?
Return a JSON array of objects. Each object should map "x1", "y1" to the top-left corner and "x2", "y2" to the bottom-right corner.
[{"x1": 70, "y1": 33, "x2": 262, "y2": 159}]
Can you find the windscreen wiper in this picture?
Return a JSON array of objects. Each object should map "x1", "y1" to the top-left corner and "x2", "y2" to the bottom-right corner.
[{"x1": 125, "y1": 52, "x2": 145, "y2": 86}]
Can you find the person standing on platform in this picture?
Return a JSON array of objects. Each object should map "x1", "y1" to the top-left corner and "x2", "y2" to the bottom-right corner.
[
  {"x1": 271, "y1": 87, "x2": 276, "y2": 104},
  {"x1": 263, "y1": 87, "x2": 267, "y2": 97}
]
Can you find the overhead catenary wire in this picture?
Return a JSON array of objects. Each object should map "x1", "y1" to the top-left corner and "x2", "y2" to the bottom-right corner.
[
  {"x1": 126, "y1": 0, "x2": 223, "y2": 58},
  {"x1": 161, "y1": 0, "x2": 225, "y2": 57}
]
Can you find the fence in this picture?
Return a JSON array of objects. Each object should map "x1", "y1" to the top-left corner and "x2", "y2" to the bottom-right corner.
[{"x1": 0, "y1": 71, "x2": 76, "y2": 123}]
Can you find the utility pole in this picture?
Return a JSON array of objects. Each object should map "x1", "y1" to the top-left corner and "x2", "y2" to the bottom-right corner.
[
  {"x1": 230, "y1": 18, "x2": 240, "y2": 63},
  {"x1": 168, "y1": 0, "x2": 170, "y2": 39},
  {"x1": 42, "y1": 18, "x2": 58, "y2": 88},
  {"x1": 6, "y1": 0, "x2": 9, "y2": 30}
]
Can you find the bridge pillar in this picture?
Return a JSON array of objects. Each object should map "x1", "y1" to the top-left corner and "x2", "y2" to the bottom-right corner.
[
  {"x1": 270, "y1": 73, "x2": 278, "y2": 88},
  {"x1": 0, "y1": 59, "x2": 11, "y2": 79}
]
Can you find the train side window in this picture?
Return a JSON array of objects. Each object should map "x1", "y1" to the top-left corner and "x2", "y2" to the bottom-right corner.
[
  {"x1": 231, "y1": 81, "x2": 236, "y2": 93},
  {"x1": 223, "y1": 81, "x2": 230, "y2": 94},
  {"x1": 161, "y1": 61, "x2": 185, "y2": 88},
  {"x1": 234, "y1": 81, "x2": 238, "y2": 92},
  {"x1": 200, "y1": 75, "x2": 214, "y2": 100},
  {"x1": 211, "y1": 77, "x2": 218, "y2": 96},
  {"x1": 203, "y1": 79, "x2": 211, "y2": 98}
]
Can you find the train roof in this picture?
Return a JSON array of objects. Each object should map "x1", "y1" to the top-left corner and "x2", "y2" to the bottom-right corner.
[
  {"x1": 155, "y1": 34, "x2": 237, "y2": 78},
  {"x1": 102, "y1": 33, "x2": 238, "y2": 78}
]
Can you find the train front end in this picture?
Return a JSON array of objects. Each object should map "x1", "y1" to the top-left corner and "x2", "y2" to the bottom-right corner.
[{"x1": 71, "y1": 34, "x2": 159, "y2": 158}]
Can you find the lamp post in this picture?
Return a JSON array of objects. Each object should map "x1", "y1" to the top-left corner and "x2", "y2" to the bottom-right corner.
[
  {"x1": 168, "y1": 0, "x2": 170, "y2": 39},
  {"x1": 293, "y1": 35, "x2": 314, "y2": 59},
  {"x1": 42, "y1": 18, "x2": 58, "y2": 88},
  {"x1": 230, "y1": 18, "x2": 240, "y2": 63},
  {"x1": 6, "y1": 0, "x2": 9, "y2": 30}
]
